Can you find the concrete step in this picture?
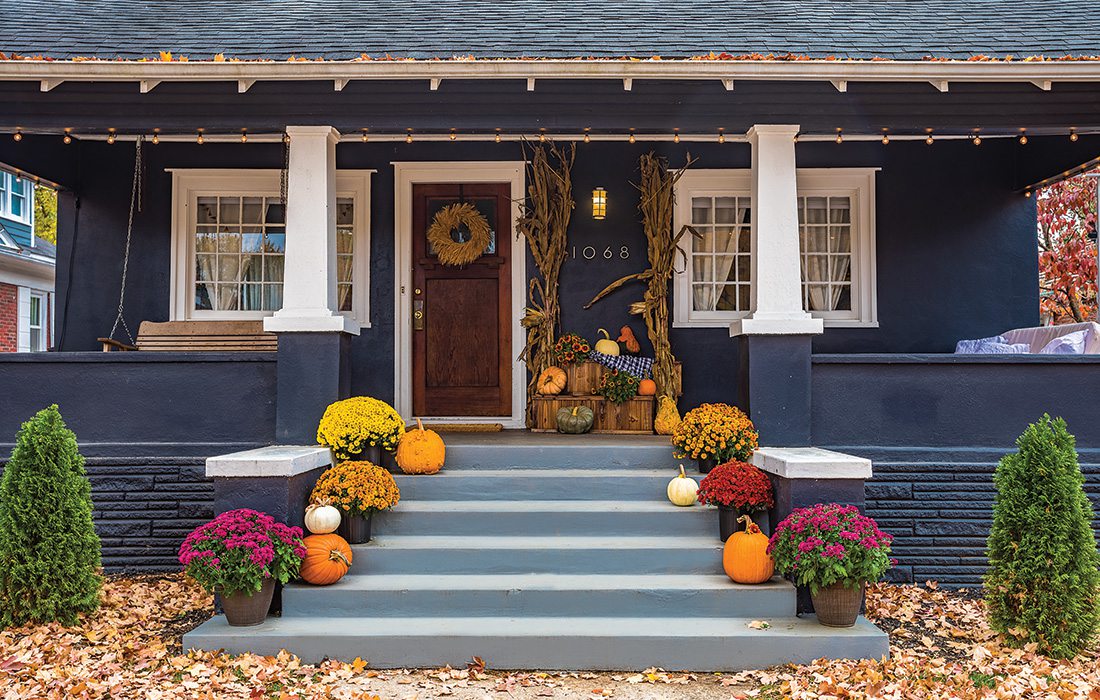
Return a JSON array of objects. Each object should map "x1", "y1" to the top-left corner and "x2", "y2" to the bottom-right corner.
[
  {"x1": 282, "y1": 574, "x2": 795, "y2": 618},
  {"x1": 357, "y1": 536, "x2": 725, "y2": 574},
  {"x1": 440, "y1": 434, "x2": 676, "y2": 471},
  {"x1": 373, "y1": 500, "x2": 713, "y2": 536},
  {"x1": 184, "y1": 614, "x2": 889, "y2": 670},
  {"x1": 392, "y1": 469, "x2": 681, "y2": 501}
]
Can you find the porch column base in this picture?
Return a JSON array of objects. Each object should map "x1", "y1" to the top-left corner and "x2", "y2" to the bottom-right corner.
[
  {"x1": 736, "y1": 333, "x2": 815, "y2": 446},
  {"x1": 206, "y1": 446, "x2": 334, "y2": 530},
  {"x1": 274, "y1": 332, "x2": 352, "y2": 444},
  {"x1": 753, "y1": 447, "x2": 872, "y2": 613}
]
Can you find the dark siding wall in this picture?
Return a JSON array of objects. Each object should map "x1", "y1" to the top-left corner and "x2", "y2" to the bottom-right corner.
[{"x1": 27, "y1": 136, "x2": 1041, "y2": 408}]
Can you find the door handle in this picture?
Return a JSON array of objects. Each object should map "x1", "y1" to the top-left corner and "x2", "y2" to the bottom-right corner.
[{"x1": 413, "y1": 299, "x2": 425, "y2": 330}]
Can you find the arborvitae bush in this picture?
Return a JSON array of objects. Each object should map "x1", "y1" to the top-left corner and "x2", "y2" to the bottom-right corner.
[
  {"x1": 0, "y1": 405, "x2": 102, "y2": 627},
  {"x1": 985, "y1": 415, "x2": 1100, "y2": 658}
]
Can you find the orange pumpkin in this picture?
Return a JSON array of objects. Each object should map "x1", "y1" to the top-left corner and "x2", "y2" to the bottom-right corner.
[
  {"x1": 300, "y1": 533, "x2": 353, "y2": 585},
  {"x1": 537, "y1": 366, "x2": 567, "y2": 395},
  {"x1": 723, "y1": 514, "x2": 774, "y2": 584},
  {"x1": 396, "y1": 418, "x2": 446, "y2": 474},
  {"x1": 638, "y1": 378, "x2": 657, "y2": 395},
  {"x1": 617, "y1": 326, "x2": 641, "y2": 354}
]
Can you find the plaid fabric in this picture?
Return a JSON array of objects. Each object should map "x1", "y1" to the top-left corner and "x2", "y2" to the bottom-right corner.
[{"x1": 590, "y1": 351, "x2": 654, "y2": 379}]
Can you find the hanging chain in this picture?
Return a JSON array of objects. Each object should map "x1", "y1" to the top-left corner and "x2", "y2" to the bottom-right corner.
[
  {"x1": 109, "y1": 136, "x2": 143, "y2": 345},
  {"x1": 280, "y1": 131, "x2": 290, "y2": 213}
]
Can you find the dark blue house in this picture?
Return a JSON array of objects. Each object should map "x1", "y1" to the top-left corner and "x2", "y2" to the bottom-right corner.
[{"x1": 1, "y1": 0, "x2": 1099, "y2": 670}]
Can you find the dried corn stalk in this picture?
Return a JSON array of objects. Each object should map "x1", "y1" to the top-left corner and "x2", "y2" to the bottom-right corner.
[
  {"x1": 586, "y1": 152, "x2": 696, "y2": 398},
  {"x1": 516, "y1": 140, "x2": 576, "y2": 426}
]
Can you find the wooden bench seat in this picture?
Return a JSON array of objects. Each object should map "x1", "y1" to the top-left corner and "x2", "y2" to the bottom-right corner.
[{"x1": 98, "y1": 321, "x2": 277, "y2": 352}]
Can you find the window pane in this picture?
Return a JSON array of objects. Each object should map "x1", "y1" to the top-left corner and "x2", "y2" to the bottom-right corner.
[
  {"x1": 829, "y1": 197, "x2": 851, "y2": 223},
  {"x1": 337, "y1": 198, "x2": 354, "y2": 226},
  {"x1": 264, "y1": 201, "x2": 285, "y2": 224},
  {"x1": 195, "y1": 285, "x2": 213, "y2": 310},
  {"x1": 218, "y1": 232, "x2": 241, "y2": 253},
  {"x1": 264, "y1": 284, "x2": 283, "y2": 311},
  {"x1": 831, "y1": 228, "x2": 851, "y2": 255},
  {"x1": 219, "y1": 197, "x2": 241, "y2": 224},
  {"x1": 30, "y1": 328, "x2": 42, "y2": 351},
  {"x1": 241, "y1": 197, "x2": 264, "y2": 224},
  {"x1": 692, "y1": 256, "x2": 713, "y2": 282},
  {"x1": 29, "y1": 296, "x2": 40, "y2": 324},
  {"x1": 216, "y1": 284, "x2": 239, "y2": 311},
  {"x1": 265, "y1": 232, "x2": 285, "y2": 253},
  {"x1": 804, "y1": 255, "x2": 830, "y2": 283},
  {"x1": 337, "y1": 228, "x2": 354, "y2": 254},
  {"x1": 691, "y1": 198, "x2": 712, "y2": 224},
  {"x1": 714, "y1": 197, "x2": 737, "y2": 224},
  {"x1": 713, "y1": 256, "x2": 736, "y2": 283},
  {"x1": 240, "y1": 284, "x2": 264, "y2": 311},
  {"x1": 196, "y1": 197, "x2": 218, "y2": 224},
  {"x1": 242, "y1": 233, "x2": 263, "y2": 253},
  {"x1": 804, "y1": 196, "x2": 828, "y2": 224},
  {"x1": 692, "y1": 283, "x2": 715, "y2": 311},
  {"x1": 196, "y1": 254, "x2": 216, "y2": 281},
  {"x1": 240, "y1": 255, "x2": 262, "y2": 282},
  {"x1": 263, "y1": 256, "x2": 284, "y2": 283},
  {"x1": 195, "y1": 230, "x2": 218, "y2": 252},
  {"x1": 693, "y1": 229, "x2": 713, "y2": 253}
]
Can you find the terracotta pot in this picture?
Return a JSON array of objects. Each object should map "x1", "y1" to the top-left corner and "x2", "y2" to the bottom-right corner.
[
  {"x1": 338, "y1": 512, "x2": 373, "y2": 544},
  {"x1": 811, "y1": 582, "x2": 865, "y2": 628},
  {"x1": 220, "y1": 578, "x2": 275, "y2": 627}
]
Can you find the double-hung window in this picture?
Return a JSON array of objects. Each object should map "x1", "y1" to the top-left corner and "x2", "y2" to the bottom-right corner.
[
  {"x1": 0, "y1": 171, "x2": 33, "y2": 226},
  {"x1": 673, "y1": 168, "x2": 877, "y2": 328},
  {"x1": 170, "y1": 170, "x2": 372, "y2": 326},
  {"x1": 28, "y1": 292, "x2": 46, "y2": 351}
]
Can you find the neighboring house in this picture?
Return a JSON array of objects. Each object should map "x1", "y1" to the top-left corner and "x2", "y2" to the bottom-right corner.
[
  {"x1": 0, "y1": 170, "x2": 54, "y2": 352},
  {"x1": 1, "y1": 0, "x2": 1100, "y2": 670}
]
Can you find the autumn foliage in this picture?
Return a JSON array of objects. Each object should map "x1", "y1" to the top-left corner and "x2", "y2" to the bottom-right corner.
[
  {"x1": 0, "y1": 405, "x2": 102, "y2": 628},
  {"x1": 1037, "y1": 170, "x2": 1098, "y2": 323}
]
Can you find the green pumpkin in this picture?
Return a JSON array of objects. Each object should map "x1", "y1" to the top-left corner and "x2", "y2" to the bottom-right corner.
[{"x1": 556, "y1": 405, "x2": 595, "y2": 434}]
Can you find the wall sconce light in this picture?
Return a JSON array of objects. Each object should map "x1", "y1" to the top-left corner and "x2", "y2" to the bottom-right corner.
[{"x1": 592, "y1": 187, "x2": 607, "y2": 220}]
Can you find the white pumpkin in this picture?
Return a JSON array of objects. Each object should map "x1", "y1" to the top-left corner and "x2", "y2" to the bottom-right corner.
[
  {"x1": 594, "y1": 328, "x2": 620, "y2": 356},
  {"x1": 304, "y1": 502, "x2": 342, "y2": 534},
  {"x1": 666, "y1": 465, "x2": 698, "y2": 507}
]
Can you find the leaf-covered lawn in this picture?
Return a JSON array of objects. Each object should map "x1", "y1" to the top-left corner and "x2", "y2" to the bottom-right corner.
[{"x1": 0, "y1": 575, "x2": 1096, "y2": 699}]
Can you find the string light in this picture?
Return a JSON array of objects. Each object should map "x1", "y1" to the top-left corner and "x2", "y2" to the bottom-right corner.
[
  {"x1": 718, "y1": 130, "x2": 725, "y2": 144},
  {"x1": 197, "y1": 129, "x2": 204, "y2": 144},
  {"x1": 1018, "y1": 130, "x2": 1028, "y2": 145},
  {"x1": 673, "y1": 130, "x2": 680, "y2": 144},
  {"x1": 151, "y1": 129, "x2": 160, "y2": 145},
  {"x1": 925, "y1": 132, "x2": 934, "y2": 145},
  {"x1": 360, "y1": 129, "x2": 369, "y2": 143},
  {"x1": 972, "y1": 134, "x2": 982, "y2": 146},
  {"x1": 835, "y1": 129, "x2": 843, "y2": 144},
  {"x1": 881, "y1": 131, "x2": 890, "y2": 145},
  {"x1": 406, "y1": 130, "x2": 413, "y2": 144},
  {"x1": 583, "y1": 129, "x2": 590, "y2": 144},
  {"x1": 1070, "y1": 128, "x2": 1079, "y2": 142},
  {"x1": 449, "y1": 129, "x2": 457, "y2": 141},
  {"x1": 495, "y1": 130, "x2": 501, "y2": 143},
  {"x1": 792, "y1": 133, "x2": 799, "y2": 143},
  {"x1": 12, "y1": 129, "x2": 22, "y2": 142},
  {"x1": 538, "y1": 129, "x2": 546, "y2": 142},
  {"x1": 628, "y1": 130, "x2": 636, "y2": 144},
  {"x1": 1024, "y1": 190, "x2": 1032, "y2": 198},
  {"x1": 106, "y1": 128, "x2": 116, "y2": 145},
  {"x1": 63, "y1": 128, "x2": 72, "y2": 145},
  {"x1": 240, "y1": 129, "x2": 248, "y2": 143},
  {"x1": 282, "y1": 132, "x2": 290, "y2": 144}
]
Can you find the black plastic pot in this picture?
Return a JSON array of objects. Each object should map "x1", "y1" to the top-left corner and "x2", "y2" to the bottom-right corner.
[
  {"x1": 338, "y1": 511, "x2": 373, "y2": 544},
  {"x1": 718, "y1": 507, "x2": 771, "y2": 542},
  {"x1": 697, "y1": 458, "x2": 718, "y2": 474}
]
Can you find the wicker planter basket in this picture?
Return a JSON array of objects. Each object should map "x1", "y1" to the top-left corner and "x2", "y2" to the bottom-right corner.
[{"x1": 810, "y1": 582, "x2": 865, "y2": 628}]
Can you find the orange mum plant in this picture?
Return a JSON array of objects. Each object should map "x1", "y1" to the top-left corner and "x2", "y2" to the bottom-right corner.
[
  {"x1": 671, "y1": 402, "x2": 758, "y2": 463},
  {"x1": 309, "y1": 461, "x2": 400, "y2": 518}
]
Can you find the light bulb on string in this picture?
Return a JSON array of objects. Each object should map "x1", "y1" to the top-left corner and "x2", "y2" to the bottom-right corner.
[
  {"x1": 13, "y1": 129, "x2": 22, "y2": 142},
  {"x1": 1024, "y1": 190, "x2": 1032, "y2": 198},
  {"x1": 449, "y1": 130, "x2": 457, "y2": 141},
  {"x1": 361, "y1": 129, "x2": 369, "y2": 143},
  {"x1": 240, "y1": 129, "x2": 248, "y2": 143},
  {"x1": 283, "y1": 132, "x2": 291, "y2": 144},
  {"x1": 107, "y1": 129, "x2": 116, "y2": 145},
  {"x1": 925, "y1": 133, "x2": 934, "y2": 145},
  {"x1": 1070, "y1": 128, "x2": 1079, "y2": 142},
  {"x1": 495, "y1": 130, "x2": 502, "y2": 143},
  {"x1": 628, "y1": 131, "x2": 636, "y2": 144},
  {"x1": 673, "y1": 130, "x2": 680, "y2": 144},
  {"x1": 538, "y1": 130, "x2": 546, "y2": 142},
  {"x1": 1018, "y1": 131, "x2": 1028, "y2": 145},
  {"x1": 583, "y1": 130, "x2": 590, "y2": 144},
  {"x1": 63, "y1": 128, "x2": 72, "y2": 145},
  {"x1": 197, "y1": 129, "x2": 204, "y2": 145},
  {"x1": 972, "y1": 134, "x2": 982, "y2": 146},
  {"x1": 835, "y1": 129, "x2": 843, "y2": 144},
  {"x1": 406, "y1": 130, "x2": 413, "y2": 144},
  {"x1": 718, "y1": 130, "x2": 725, "y2": 144},
  {"x1": 151, "y1": 132, "x2": 159, "y2": 145},
  {"x1": 881, "y1": 132, "x2": 890, "y2": 145}
]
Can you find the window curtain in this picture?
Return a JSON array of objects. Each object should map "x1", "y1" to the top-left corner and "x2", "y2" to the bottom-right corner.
[
  {"x1": 800, "y1": 198, "x2": 851, "y2": 311},
  {"x1": 693, "y1": 204, "x2": 749, "y2": 311}
]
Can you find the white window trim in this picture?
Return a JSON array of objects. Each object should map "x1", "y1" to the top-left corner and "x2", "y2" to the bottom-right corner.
[
  {"x1": 673, "y1": 167, "x2": 878, "y2": 329},
  {"x1": 169, "y1": 168, "x2": 373, "y2": 326},
  {"x1": 0, "y1": 171, "x2": 34, "y2": 228},
  {"x1": 27, "y1": 290, "x2": 46, "y2": 351}
]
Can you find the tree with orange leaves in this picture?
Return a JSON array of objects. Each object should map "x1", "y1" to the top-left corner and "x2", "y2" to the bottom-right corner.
[{"x1": 1037, "y1": 171, "x2": 1098, "y2": 323}]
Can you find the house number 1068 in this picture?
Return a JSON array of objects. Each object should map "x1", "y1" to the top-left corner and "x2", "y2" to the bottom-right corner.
[{"x1": 572, "y1": 246, "x2": 630, "y2": 261}]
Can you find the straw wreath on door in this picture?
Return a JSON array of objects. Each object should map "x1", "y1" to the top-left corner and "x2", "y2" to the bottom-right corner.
[{"x1": 427, "y1": 202, "x2": 492, "y2": 267}]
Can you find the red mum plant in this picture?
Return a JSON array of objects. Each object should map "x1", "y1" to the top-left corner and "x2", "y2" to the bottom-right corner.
[{"x1": 695, "y1": 460, "x2": 774, "y2": 512}]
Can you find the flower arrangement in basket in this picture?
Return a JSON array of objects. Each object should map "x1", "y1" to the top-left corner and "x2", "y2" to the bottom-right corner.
[
  {"x1": 768, "y1": 503, "x2": 895, "y2": 627},
  {"x1": 552, "y1": 333, "x2": 592, "y2": 366},
  {"x1": 178, "y1": 509, "x2": 306, "y2": 598},
  {"x1": 310, "y1": 461, "x2": 401, "y2": 517},
  {"x1": 696, "y1": 461, "x2": 774, "y2": 512},
  {"x1": 671, "y1": 403, "x2": 758, "y2": 462},
  {"x1": 317, "y1": 396, "x2": 405, "y2": 460},
  {"x1": 598, "y1": 369, "x2": 640, "y2": 404}
]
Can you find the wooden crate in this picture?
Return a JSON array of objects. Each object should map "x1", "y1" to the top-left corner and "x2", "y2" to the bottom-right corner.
[
  {"x1": 566, "y1": 361, "x2": 604, "y2": 396},
  {"x1": 532, "y1": 395, "x2": 655, "y2": 434}
]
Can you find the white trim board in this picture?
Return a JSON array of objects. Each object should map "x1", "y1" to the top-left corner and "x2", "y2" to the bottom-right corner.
[{"x1": 392, "y1": 161, "x2": 527, "y2": 429}]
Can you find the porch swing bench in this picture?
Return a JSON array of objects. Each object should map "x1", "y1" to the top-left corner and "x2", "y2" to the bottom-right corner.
[{"x1": 98, "y1": 321, "x2": 277, "y2": 353}]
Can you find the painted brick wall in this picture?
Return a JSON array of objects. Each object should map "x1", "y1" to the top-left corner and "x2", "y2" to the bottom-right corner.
[
  {"x1": 0, "y1": 283, "x2": 16, "y2": 352},
  {"x1": 866, "y1": 459, "x2": 1100, "y2": 588},
  {"x1": 88, "y1": 458, "x2": 213, "y2": 572}
]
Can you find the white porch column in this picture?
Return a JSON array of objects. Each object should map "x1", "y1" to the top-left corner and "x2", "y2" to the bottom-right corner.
[
  {"x1": 731, "y1": 124, "x2": 823, "y2": 337},
  {"x1": 264, "y1": 125, "x2": 358, "y2": 335}
]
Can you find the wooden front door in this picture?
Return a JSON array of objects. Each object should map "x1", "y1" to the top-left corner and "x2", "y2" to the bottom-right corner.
[{"x1": 411, "y1": 183, "x2": 512, "y2": 417}]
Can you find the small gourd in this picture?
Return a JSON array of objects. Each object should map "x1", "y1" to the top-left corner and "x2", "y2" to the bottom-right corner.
[
  {"x1": 300, "y1": 533, "x2": 353, "y2": 585},
  {"x1": 666, "y1": 464, "x2": 698, "y2": 506},
  {"x1": 617, "y1": 326, "x2": 641, "y2": 354},
  {"x1": 654, "y1": 395, "x2": 682, "y2": 435},
  {"x1": 537, "y1": 366, "x2": 567, "y2": 395},
  {"x1": 556, "y1": 405, "x2": 595, "y2": 434},
  {"x1": 723, "y1": 514, "x2": 774, "y2": 584},
  {"x1": 304, "y1": 501, "x2": 341, "y2": 534},
  {"x1": 594, "y1": 328, "x2": 620, "y2": 356},
  {"x1": 638, "y1": 378, "x2": 657, "y2": 396},
  {"x1": 395, "y1": 418, "x2": 446, "y2": 474}
]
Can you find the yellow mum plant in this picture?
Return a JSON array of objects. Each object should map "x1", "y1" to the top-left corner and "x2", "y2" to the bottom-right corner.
[
  {"x1": 309, "y1": 461, "x2": 400, "y2": 517},
  {"x1": 671, "y1": 402, "x2": 758, "y2": 462},
  {"x1": 317, "y1": 396, "x2": 405, "y2": 460}
]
